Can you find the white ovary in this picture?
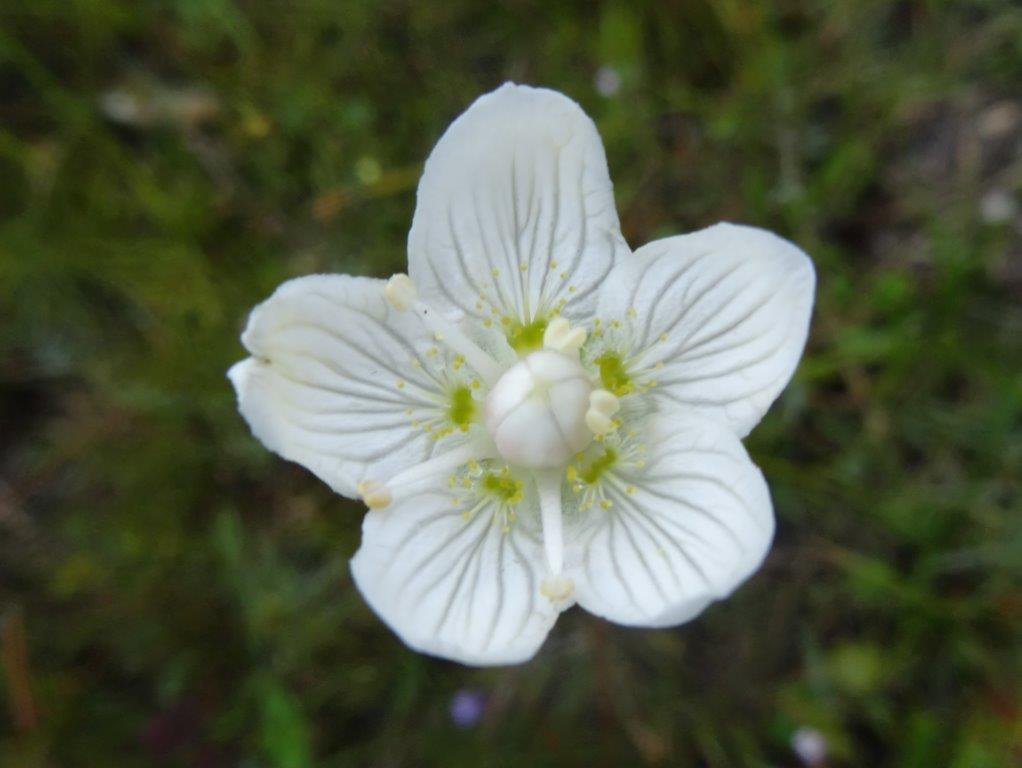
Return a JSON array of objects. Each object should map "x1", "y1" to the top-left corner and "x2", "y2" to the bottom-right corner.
[{"x1": 484, "y1": 350, "x2": 594, "y2": 468}]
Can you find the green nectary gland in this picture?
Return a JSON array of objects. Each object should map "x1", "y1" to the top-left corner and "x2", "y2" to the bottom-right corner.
[
  {"x1": 448, "y1": 386, "x2": 475, "y2": 428},
  {"x1": 595, "y1": 352, "x2": 633, "y2": 396},
  {"x1": 481, "y1": 472, "x2": 524, "y2": 504},
  {"x1": 579, "y1": 447, "x2": 617, "y2": 484},
  {"x1": 505, "y1": 316, "x2": 548, "y2": 353}
]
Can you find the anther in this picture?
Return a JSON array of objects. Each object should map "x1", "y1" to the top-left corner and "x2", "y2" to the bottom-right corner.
[
  {"x1": 357, "y1": 480, "x2": 392, "y2": 510},
  {"x1": 384, "y1": 273, "x2": 418, "y2": 311},
  {"x1": 540, "y1": 575, "x2": 575, "y2": 602},
  {"x1": 585, "y1": 388, "x2": 620, "y2": 435},
  {"x1": 543, "y1": 317, "x2": 587, "y2": 355}
]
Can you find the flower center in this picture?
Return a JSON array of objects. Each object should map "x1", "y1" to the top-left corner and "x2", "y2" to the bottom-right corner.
[{"x1": 483, "y1": 350, "x2": 593, "y2": 468}]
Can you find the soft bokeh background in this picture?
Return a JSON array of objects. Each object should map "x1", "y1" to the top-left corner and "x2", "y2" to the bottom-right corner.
[{"x1": 2, "y1": 2, "x2": 1021, "y2": 766}]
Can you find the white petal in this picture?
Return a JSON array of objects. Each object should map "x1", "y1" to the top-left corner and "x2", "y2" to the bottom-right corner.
[
  {"x1": 409, "y1": 83, "x2": 629, "y2": 337},
  {"x1": 229, "y1": 275, "x2": 480, "y2": 497},
  {"x1": 350, "y1": 480, "x2": 561, "y2": 666},
  {"x1": 566, "y1": 414, "x2": 773, "y2": 627},
  {"x1": 597, "y1": 223, "x2": 815, "y2": 436}
]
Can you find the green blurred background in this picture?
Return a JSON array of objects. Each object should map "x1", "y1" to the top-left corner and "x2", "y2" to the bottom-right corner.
[{"x1": 2, "y1": 1, "x2": 1021, "y2": 766}]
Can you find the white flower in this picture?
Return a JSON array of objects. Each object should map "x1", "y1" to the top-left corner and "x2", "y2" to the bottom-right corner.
[{"x1": 229, "y1": 83, "x2": 815, "y2": 666}]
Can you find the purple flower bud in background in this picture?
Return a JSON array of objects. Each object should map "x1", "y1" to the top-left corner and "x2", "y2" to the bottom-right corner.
[
  {"x1": 594, "y1": 66, "x2": 622, "y2": 97},
  {"x1": 791, "y1": 726, "x2": 828, "y2": 766},
  {"x1": 449, "y1": 689, "x2": 486, "y2": 728}
]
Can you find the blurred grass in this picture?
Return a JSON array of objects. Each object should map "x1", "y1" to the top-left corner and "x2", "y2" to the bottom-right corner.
[{"x1": 1, "y1": 1, "x2": 1021, "y2": 766}]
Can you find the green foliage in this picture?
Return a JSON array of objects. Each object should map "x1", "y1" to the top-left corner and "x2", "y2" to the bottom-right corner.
[{"x1": 1, "y1": 1, "x2": 1020, "y2": 766}]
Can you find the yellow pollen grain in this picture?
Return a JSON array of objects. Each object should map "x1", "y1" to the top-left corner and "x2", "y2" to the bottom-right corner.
[
  {"x1": 627, "y1": 307, "x2": 637, "y2": 318},
  {"x1": 395, "y1": 379, "x2": 405, "y2": 389}
]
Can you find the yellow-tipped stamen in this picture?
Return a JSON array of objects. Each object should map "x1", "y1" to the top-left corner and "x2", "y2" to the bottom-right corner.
[
  {"x1": 414, "y1": 306, "x2": 503, "y2": 385},
  {"x1": 357, "y1": 440, "x2": 494, "y2": 511},
  {"x1": 585, "y1": 410, "x2": 614, "y2": 435},
  {"x1": 585, "y1": 388, "x2": 620, "y2": 436},
  {"x1": 543, "y1": 316, "x2": 587, "y2": 355},
  {"x1": 540, "y1": 574, "x2": 575, "y2": 602},
  {"x1": 357, "y1": 480, "x2": 392, "y2": 510},
  {"x1": 384, "y1": 273, "x2": 418, "y2": 311},
  {"x1": 385, "y1": 274, "x2": 503, "y2": 385}
]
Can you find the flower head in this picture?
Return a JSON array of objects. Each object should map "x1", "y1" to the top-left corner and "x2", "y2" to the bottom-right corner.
[
  {"x1": 449, "y1": 689, "x2": 486, "y2": 728},
  {"x1": 229, "y1": 83, "x2": 815, "y2": 665}
]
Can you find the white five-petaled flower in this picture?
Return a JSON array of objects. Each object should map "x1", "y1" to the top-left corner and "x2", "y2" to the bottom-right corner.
[{"x1": 229, "y1": 83, "x2": 815, "y2": 666}]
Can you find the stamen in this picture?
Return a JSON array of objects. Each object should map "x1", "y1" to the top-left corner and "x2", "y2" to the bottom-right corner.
[
  {"x1": 414, "y1": 304, "x2": 503, "y2": 385},
  {"x1": 585, "y1": 388, "x2": 620, "y2": 435},
  {"x1": 385, "y1": 273, "x2": 418, "y2": 311},
  {"x1": 540, "y1": 574, "x2": 574, "y2": 602},
  {"x1": 357, "y1": 480, "x2": 392, "y2": 510},
  {"x1": 358, "y1": 439, "x2": 494, "y2": 510},
  {"x1": 543, "y1": 317, "x2": 586, "y2": 355},
  {"x1": 536, "y1": 470, "x2": 564, "y2": 576},
  {"x1": 385, "y1": 274, "x2": 503, "y2": 385}
]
